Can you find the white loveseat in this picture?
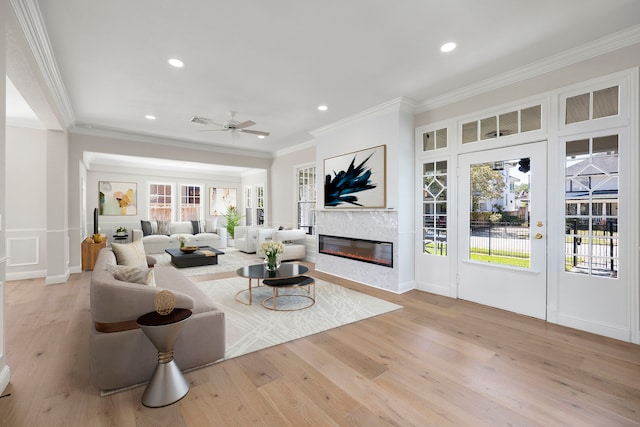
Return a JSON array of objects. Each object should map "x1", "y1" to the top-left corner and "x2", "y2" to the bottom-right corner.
[{"x1": 133, "y1": 221, "x2": 227, "y2": 254}]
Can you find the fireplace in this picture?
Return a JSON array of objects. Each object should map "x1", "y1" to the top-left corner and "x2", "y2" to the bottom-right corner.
[{"x1": 318, "y1": 234, "x2": 393, "y2": 268}]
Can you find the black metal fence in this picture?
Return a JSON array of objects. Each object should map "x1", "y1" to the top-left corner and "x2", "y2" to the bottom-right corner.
[{"x1": 469, "y1": 220, "x2": 530, "y2": 258}]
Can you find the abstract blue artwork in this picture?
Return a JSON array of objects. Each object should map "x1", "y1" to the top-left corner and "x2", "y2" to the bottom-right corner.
[{"x1": 324, "y1": 145, "x2": 386, "y2": 208}]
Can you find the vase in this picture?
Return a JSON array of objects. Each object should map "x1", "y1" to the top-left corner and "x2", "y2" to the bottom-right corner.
[
  {"x1": 180, "y1": 241, "x2": 185, "y2": 248},
  {"x1": 264, "y1": 254, "x2": 280, "y2": 272}
]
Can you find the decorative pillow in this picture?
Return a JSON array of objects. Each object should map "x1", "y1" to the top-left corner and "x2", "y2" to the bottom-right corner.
[
  {"x1": 106, "y1": 264, "x2": 156, "y2": 286},
  {"x1": 141, "y1": 220, "x2": 153, "y2": 236},
  {"x1": 111, "y1": 240, "x2": 147, "y2": 268},
  {"x1": 206, "y1": 218, "x2": 217, "y2": 232},
  {"x1": 157, "y1": 220, "x2": 171, "y2": 235},
  {"x1": 191, "y1": 220, "x2": 200, "y2": 234}
]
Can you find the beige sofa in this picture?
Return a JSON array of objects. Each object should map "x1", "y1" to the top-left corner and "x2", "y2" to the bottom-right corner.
[{"x1": 89, "y1": 248, "x2": 225, "y2": 392}]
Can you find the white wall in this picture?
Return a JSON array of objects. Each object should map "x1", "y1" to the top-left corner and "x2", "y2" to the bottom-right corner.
[
  {"x1": 270, "y1": 145, "x2": 315, "y2": 228},
  {"x1": 5, "y1": 126, "x2": 47, "y2": 280},
  {"x1": 86, "y1": 168, "x2": 242, "y2": 237},
  {"x1": 312, "y1": 98, "x2": 415, "y2": 293}
]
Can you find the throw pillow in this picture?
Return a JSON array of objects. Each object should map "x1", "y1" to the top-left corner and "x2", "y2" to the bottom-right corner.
[
  {"x1": 191, "y1": 220, "x2": 200, "y2": 234},
  {"x1": 157, "y1": 220, "x2": 171, "y2": 235},
  {"x1": 106, "y1": 264, "x2": 156, "y2": 286},
  {"x1": 141, "y1": 220, "x2": 152, "y2": 236},
  {"x1": 111, "y1": 240, "x2": 147, "y2": 268}
]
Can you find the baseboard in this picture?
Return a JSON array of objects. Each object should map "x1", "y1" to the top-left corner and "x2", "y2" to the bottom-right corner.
[
  {"x1": 314, "y1": 267, "x2": 405, "y2": 294},
  {"x1": 5, "y1": 269, "x2": 47, "y2": 281},
  {"x1": 397, "y1": 279, "x2": 416, "y2": 294},
  {"x1": 415, "y1": 280, "x2": 452, "y2": 297},
  {"x1": 69, "y1": 265, "x2": 82, "y2": 275},
  {"x1": 0, "y1": 363, "x2": 10, "y2": 394},
  {"x1": 46, "y1": 271, "x2": 70, "y2": 285},
  {"x1": 557, "y1": 313, "x2": 631, "y2": 342}
]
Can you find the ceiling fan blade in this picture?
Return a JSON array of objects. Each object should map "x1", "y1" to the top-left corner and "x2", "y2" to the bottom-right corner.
[
  {"x1": 239, "y1": 129, "x2": 270, "y2": 137},
  {"x1": 235, "y1": 120, "x2": 256, "y2": 129},
  {"x1": 198, "y1": 128, "x2": 230, "y2": 132}
]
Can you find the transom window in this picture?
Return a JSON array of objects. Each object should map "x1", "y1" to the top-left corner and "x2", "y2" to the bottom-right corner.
[
  {"x1": 565, "y1": 86, "x2": 619, "y2": 124},
  {"x1": 462, "y1": 104, "x2": 542, "y2": 144}
]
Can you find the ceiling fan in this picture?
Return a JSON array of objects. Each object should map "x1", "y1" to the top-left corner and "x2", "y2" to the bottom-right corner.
[{"x1": 190, "y1": 111, "x2": 270, "y2": 137}]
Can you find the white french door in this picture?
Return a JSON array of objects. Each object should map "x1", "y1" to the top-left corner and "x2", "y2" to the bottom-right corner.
[{"x1": 457, "y1": 142, "x2": 547, "y2": 319}]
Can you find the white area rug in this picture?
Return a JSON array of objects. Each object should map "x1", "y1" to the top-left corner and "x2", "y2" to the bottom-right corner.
[
  {"x1": 196, "y1": 277, "x2": 402, "y2": 359},
  {"x1": 154, "y1": 248, "x2": 264, "y2": 276}
]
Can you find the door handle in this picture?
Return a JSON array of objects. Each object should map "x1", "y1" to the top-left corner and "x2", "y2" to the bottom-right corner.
[{"x1": 535, "y1": 233, "x2": 543, "y2": 239}]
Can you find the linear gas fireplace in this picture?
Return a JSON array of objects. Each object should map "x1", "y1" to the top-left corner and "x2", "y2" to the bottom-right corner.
[{"x1": 319, "y1": 234, "x2": 393, "y2": 268}]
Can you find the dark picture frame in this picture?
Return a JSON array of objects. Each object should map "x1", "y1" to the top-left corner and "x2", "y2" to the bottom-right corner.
[{"x1": 324, "y1": 145, "x2": 386, "y2": 208}]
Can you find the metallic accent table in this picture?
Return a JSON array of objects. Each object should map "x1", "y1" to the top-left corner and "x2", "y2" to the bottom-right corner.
[
  {"x1": 261, "y1": 275, "x2": 316, "y2": 311},
  {"x1": 165, "y1": 246, "x2": 224, "y2": 268},
  {"x1": 235, "y1": 263, "x2": 309, "y2": 305},
  {"x1": 136, "y1": 308, "x2": 191, "y2": 408}
]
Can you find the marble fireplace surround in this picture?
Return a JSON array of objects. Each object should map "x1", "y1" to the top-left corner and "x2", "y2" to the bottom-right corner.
[{"x1": 315, "y1": 209, "x2": 401, "y2": 292}]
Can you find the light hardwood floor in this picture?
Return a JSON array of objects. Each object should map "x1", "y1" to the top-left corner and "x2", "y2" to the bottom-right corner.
[{"x1": 1, "y1": 266, "x2": 639, "y2": 426}]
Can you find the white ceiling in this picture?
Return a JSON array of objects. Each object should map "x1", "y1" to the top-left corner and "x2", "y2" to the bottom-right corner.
[{"x1": 7, "y1": 0, "x2": 640, "y2": 157}]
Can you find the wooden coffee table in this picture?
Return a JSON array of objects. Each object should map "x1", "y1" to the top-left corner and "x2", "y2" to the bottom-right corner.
[{"x1": 165, "y1": 246, "x2": 224, "y2": 268}]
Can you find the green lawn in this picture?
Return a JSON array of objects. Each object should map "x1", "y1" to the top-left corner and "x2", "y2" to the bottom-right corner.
[{"x1": 470, "y1": 253, "x2": 530, "y2": 268}]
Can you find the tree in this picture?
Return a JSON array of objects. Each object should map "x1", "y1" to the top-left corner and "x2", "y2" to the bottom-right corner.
[{"x1": 470, "y1": 163, "x2": 506, "y2": 211}]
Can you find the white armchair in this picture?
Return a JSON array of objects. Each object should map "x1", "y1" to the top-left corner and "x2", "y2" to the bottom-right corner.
[
  {"x1": 234, "y1": 226, "x2": 259, "y2": 253},
  {"x1": 272, "y1": 229, "x2": 307, "y2": 261}
]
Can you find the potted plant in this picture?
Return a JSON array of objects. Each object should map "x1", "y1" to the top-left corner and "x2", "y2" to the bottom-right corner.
[
  {"x1": 223, "y1": 205, "x2": 243, "y2": 245},
  {"x1": 115, "y1": 226, "x2": 127, "y2": 236}
]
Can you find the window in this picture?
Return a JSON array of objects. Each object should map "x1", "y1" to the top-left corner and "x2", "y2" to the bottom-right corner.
[
  {"x1": 256, "y1": 185, "x2": 265, "y2": 225},
  {"x1": 565, "y1": 85, "x2": 619, "y2": 124},
  {"x1": 422, "y1": 127, "x2": 447, "y2": 151},
  {"x1": 297, "y1": 166, "x2": 316, "y2": 235},
  {"x1": 423, "y1": 160, "x2": 447, "y2": 255},
  {"x1": 565, "y1": 135, "x2": 619, "y2": 277},
  {"x1": 462, "y1": 104, "x2": 542, "y2": 144},
  {"x1": 180, "y1": 184, "x2": 202, "y2": 221},
  {"x1": 149, "y1": 183, "x2": 173, "y2": 221}
]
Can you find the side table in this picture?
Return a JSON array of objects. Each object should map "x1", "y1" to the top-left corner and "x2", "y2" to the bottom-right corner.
[
  {"x1": 136, "y1": 308, "x2": 192, "y2": 407},
  {"x1": 81, "y1": 240, "x2": 106, "y2": 270}
]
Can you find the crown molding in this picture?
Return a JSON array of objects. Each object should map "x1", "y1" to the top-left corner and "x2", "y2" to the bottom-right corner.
[
  {"x1": 274, "y1": 139, "x2": 316, "y2": 157},
  {"x1": 311, "y1": 97, "x2": 418, "y2": 136},
  {"x1": 417, "y1": 24, "x2": 640, "y2": 113},
  {"x1": 10, "y1": 0, "x2": 75, "y2": 127},
  {"x1": 70, "y1": 124, "x2": 274, "y2": 159}
]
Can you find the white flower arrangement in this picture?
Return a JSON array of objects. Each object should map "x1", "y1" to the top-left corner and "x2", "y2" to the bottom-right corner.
[
  {"x1": 259, "y1": 240, "x2": 284, "y2": 257},
  {"x1": 176, "y1": 234, "x2": 192, "y2": 244}
]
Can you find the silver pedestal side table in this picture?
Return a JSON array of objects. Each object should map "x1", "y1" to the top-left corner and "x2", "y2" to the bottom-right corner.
[{"x1": 136, "y1": 308, "x2": 192, "y2": 408}]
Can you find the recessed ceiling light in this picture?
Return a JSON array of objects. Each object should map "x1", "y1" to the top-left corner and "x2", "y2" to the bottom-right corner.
[
  {"x1": 440, "y1": 42, "x2": 456, "y2": 53},
  {"x1": 168, "y1": 58, "x2": 184, "y2": 68},
  {"x1": 145, "y1": 115, "x2": 156, "y2": 120},
  {"x1": 318, "y1": 105, "x2": 328, "y2": 111}
]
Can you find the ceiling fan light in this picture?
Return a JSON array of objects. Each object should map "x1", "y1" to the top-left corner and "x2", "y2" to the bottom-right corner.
[
  {"x1": 258, "y1": 135, "x2": 265, "y2": 139},
  {"x1": 318, "y1": 105, "x2": 328, "y2": 111},
  {"x1": 145, "y1": 115, "x2": 156, "y2": 120}
]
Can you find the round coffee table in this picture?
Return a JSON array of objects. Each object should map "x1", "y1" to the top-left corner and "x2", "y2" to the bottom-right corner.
[
  {"x1": 261, "y1": 275, "x2": 316, "y2": 311},
  {"x1": 235, "y1": 263, "x2": 309, "y2": 305}
]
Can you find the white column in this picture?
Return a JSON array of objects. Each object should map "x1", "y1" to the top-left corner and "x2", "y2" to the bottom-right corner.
[{"x1": 46, "y1": 130, "x2": 70, "y2": 284}]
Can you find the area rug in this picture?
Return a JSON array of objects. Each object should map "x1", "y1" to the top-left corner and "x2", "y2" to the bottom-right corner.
[
  {"x1": 195, "y1": 276, "x2": 402, "y2": 359},
  {"x1": 154, "y1": 248, "x2": 264, "y2": 276}
]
